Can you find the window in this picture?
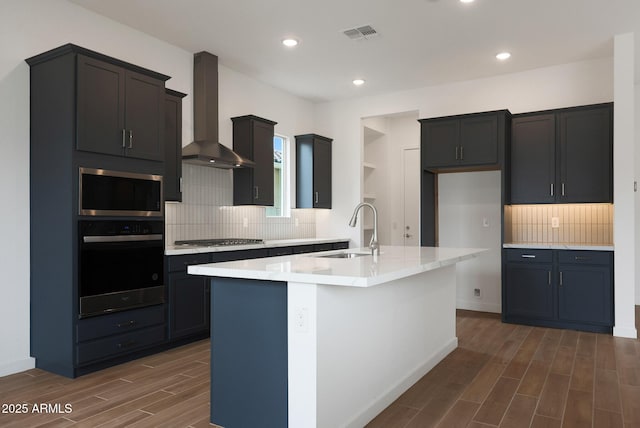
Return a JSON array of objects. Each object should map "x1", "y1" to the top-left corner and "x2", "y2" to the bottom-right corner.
[{"x1": 266, "y1": 135, "x2": 289, "y2": 217}]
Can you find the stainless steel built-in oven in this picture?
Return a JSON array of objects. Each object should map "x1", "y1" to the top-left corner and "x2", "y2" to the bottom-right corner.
[
  {"x1": 79, "y1": 220, "x2": 164, "y2": 318},
  {"x1": 79, "y1": 167, "x2": 163, "y2": 217}
]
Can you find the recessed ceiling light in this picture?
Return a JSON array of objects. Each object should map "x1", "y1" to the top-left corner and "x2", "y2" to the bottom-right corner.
[
  {"x1": 460, "y1": 0, "x2": 475, "y2": 3},
  {"x1": 496, "y1": 52, "x2": 511, "y2": 61},
  {"x1": 353, "y1": 79, "x2": 365, "y2": 86},
  {"x1": 282, "y1": 38, "x2": 298, "y2": 47}
]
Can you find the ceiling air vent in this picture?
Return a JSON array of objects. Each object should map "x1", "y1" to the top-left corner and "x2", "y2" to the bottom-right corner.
[{"x1": 342, "y1": 25, "x2": 379, "y2": 40}]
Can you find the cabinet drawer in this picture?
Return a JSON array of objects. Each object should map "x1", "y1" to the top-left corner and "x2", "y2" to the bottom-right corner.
[
  {"x1": 168, "y1": 253, "x2": 211, "y2": 272},
  {"x1": 77, "y1": 305, "x2": 165, "y2": 342},
  {"x1": 268, "y1": 247, "x2": 294, "y2": 257},
  {"x1": 558, "y1": 250, "x2": 612, "y2": 266},
  {"x1": 291, "y1": 245, "x2": 315, "y2": 254},
  {"x1": 77, "y1": 325, "x2": 166, "y2": 364},
  {"x1": 333, "y1": 241, "x2": 350, "y2": 250},
  {"x1": 313, "y1": 243, "x2": 334, "y2": 252},
  {"x1": 210, "y1": 249, "x2": 269, "y2": 262},
  {"x1": 505, "y1": 249, "x2": 552, "y2": 263}
]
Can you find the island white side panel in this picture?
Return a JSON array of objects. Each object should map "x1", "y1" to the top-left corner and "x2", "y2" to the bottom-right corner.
[
  {"x1": 287, "y1": 282, "x2": 318, "y2": 428},
  {"x1": 316, "y1": 265, "x2": 458, "y2": 428}
]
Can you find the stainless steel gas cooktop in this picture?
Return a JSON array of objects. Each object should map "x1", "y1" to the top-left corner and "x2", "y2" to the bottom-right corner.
[{"x1": 174, "y1": 238, "x2": 264, "y2": 247}]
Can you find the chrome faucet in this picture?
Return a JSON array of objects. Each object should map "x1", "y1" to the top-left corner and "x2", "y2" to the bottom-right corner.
[{"x1": 348, "y1": 202, "x2": 379, "y2": 256}]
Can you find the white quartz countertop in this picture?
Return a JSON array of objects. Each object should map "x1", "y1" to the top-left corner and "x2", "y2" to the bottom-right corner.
[
  {"x1": 166, "y1": 237, "x2": 349, "y2": 256},
  {"x1": 188, "y1": 245, "x2": 486, "y2": 287},
  {"x1": 503, "y1": 243, "x2": 614, "y2": 251}
]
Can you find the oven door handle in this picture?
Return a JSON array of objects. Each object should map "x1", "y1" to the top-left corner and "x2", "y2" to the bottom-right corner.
[{"x1": 83, "y1": 234, "x2": 163, "y2": 243}]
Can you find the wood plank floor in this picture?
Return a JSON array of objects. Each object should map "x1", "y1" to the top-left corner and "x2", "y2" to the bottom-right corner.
[{"x1": 0, "y1": 308, "x2": 638, "y2": 427}]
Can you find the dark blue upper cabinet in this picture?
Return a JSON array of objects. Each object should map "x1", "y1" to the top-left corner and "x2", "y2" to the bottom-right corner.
[
  {"x1": 510, "y1": 103, "x2": 613, "y2": 204},
  {"x1": 232, "y1": 115, "x2": 277, "y2": 206},
  {"x1": 420, "y1": 110, "x2": 508, "y2": 171},
  {"x1": 77, "y1": 54, "x2": 167, "y2": 161},
  {"x1": 510, "y1": 114, "x2": 556, "y2": 204},
  {"x1": 296, "y1": 133, "x2": 332, "y2": 209}
]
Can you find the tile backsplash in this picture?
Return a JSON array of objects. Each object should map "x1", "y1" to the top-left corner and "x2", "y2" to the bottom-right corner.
[
  {"x1": 505, "y1": 204, "x2": 613, "y2": 245},
  {"x1": 165, "y1": 164, "x2": 316, "y2": 245}
]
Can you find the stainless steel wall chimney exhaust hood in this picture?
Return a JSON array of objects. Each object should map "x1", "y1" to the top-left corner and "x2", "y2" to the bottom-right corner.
[{"x1": 182, "y1": 51, "x2": 255, "y2": 168}]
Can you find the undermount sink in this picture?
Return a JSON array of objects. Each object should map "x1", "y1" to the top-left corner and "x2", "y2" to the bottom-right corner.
[{"x1": 315, "y1": 252, "x2": 370, "y2": 259}]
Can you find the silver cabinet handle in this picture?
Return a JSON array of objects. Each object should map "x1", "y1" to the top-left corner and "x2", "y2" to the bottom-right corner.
[
  {"x1": 315, "y1": 191, "x2": 319, "y2": 204},
  {"x1": 550, "y1": 183, "x2": 554, "y2": 196},
  {"x1": 460, "y1": 145, "x2": 464, "y2": 160},
  {"x1": 521, "y1": 254, "x2": 536, "y2": 258},
  {"x1": 559, "y1": 271, "x2": 563, "y2": 286},
  {"x1": 455, "y1": 146, "x2": 459, "y2": 160},
  {"x1": 548, "y1": 271, "x2": 551, "y2": 285},
  {"x1": 179, "y1": 177, "x2": 183, "y2": 193},
  {"x1": 561, "y1": 182, "x2": 565, "y2": 196},
  {"x1": 122, "y1": 129, "x2": 126, "y2": 148},
  {"x1": 128, "y1": 130, "x2": 133, "y2": 149},
  {"x1": 254, "y1": 186, "x2": 259, "y2": 200}
]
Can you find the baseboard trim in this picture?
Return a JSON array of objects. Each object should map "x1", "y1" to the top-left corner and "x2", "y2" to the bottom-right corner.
[
  {"x1": 0, "y1": 357, "x2": 36, "y2": 378},
  {"x1": 457, "y1": 299, "x2": 501, "y2": 314},
  {"x1": 613, "y1": 325, "x2": 638, "y2": 339}
]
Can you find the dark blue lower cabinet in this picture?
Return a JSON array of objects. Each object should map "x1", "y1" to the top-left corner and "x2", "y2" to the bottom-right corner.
[
  {"x1": 505, "y1": 263, "x2": 554, "y2": 320},
  {"x1": 210, "y1": 278, "x2": 288, "y2": 428},
  {"x1": 558, "y1": 264, "x2": 613, "y2": 326},
  {"x1": 503, "y1": 249, "x2": 613, "y2": 333}
]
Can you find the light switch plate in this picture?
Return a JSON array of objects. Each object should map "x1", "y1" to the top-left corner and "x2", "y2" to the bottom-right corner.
[{"x1": 551, "y1": 217, "x2": 560, "y2": 228}]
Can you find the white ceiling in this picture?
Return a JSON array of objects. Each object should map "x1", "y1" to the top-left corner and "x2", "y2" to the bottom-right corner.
[{"x1": 69, "y1": 0, "x2": 640, "y2": 103}]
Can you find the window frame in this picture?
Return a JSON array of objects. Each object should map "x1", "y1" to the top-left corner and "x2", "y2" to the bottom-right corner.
[{"x1": 266, "y1": 134, "x2": 291, "y2": 218}]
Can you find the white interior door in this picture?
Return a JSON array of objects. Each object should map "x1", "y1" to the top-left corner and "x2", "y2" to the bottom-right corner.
[{"x1": 403, "y1": 148, "x2": 420, "y2": 246}]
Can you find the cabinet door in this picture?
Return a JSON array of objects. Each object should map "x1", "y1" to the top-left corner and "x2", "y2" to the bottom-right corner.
[
  {"x1": 459, "y1": 114, "x2": 498, "y2": 166},
  {"x1": 505, "y1": 263, "x2": 554, "y2": 319},
  {"x1": 510, "y1": 114, "x2": 556, "y2": 203},
  {"x1": 168, "y1": 272, "x2": 210, "y2": 340},
  {"x1": 252, "y1": 119, "x2": 275, "y2": 206},
  {"x1": 124, "y1": 71, "x2": 165, "y2": 161},
  {"x1": 558, "y1": 105, "x2": 613, "y2": 203},
  {"x1": 164, "y1": 91, "x2": 183, "y2": 201},
  {"x1": 77, "y1": 55, "x2": 125, "y2": 157},
  {"x1": 557, "y1": 264, "x2": 612, "y2": 326},
  {"x1": 313, "y1": 137, "x2": 332, "y2": 208},
  {"x1": 421, "y1": 119, "x2": 459, "y2": 168}
]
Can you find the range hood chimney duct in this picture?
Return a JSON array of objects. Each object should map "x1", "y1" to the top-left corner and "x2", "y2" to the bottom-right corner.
[{"x1": 182, "y1": 51, "x2": 255, "y2": 168}]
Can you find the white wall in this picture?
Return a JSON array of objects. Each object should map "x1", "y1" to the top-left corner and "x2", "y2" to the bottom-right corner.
[
  {"x1": 315, "y1": 57, "x2": 614, "y2": 322},
  {"x1": 439, "y1": 172, "x2": 503, "y2": 313},
  {"x1": 613, "y1": 33, "x2": 637, "y2": 338},
  {"x1": 0, "y1": 0, "x2": 315, "y2": 376}
]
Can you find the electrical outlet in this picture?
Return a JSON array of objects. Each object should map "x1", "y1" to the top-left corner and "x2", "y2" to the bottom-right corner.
[
  {"x1": 295, "y1": 307, "x2": 308, "y2": 332},
  {"x1": 474, "y1": 288, "x2": 481, "y2": 298},
  {"x1": 243, "y1": 217, "x2": 248, "y2": 228},
  {"x1": 482, "y1": 217, "x2": 489, "y2": 228},
  {"x1": 551, "y1": 217, "x2": 560, "y2": 228},
  {"x1": 295, "y1": 217, "x2": 299, "y2": 227}
]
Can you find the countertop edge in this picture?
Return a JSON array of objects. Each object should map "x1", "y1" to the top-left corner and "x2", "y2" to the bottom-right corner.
[
  {"x1": 503, "y1": 243, "x2": 614, "y2": 251},
  {"x1": 188, "y1": 246, "x2": 486, "y2": 287},
  {"x1": 166, "y1": 237, "x2": 350, "y2": 256}
]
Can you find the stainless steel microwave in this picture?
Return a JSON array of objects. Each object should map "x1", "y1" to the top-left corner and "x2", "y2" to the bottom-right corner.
[{"x1": 79, "y1": 167, "x2": 163, "y2": 217}]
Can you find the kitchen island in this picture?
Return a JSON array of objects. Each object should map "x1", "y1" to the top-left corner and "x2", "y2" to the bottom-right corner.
[{"x1": 189, "y1": 245, "x2": 485, "y2": 428}]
